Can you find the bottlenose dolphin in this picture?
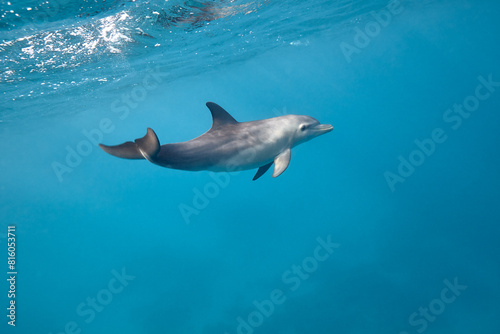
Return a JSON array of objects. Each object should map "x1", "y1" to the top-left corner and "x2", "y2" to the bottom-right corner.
[{"x1": 99, "y1": 102, "x2": 333, "y2": 180}]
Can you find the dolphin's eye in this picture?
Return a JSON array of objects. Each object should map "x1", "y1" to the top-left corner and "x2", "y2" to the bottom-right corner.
[{"x1": 300, "y1": 124, "x2": 307, "y2": 131}]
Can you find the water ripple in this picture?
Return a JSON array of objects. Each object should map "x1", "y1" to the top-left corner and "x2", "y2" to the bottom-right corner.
[{"x1": 0, "y1": 0, "x2": 386, "y2": 119}]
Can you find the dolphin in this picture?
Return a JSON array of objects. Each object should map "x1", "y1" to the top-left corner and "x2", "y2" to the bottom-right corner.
[{"x1": 99, "y1": 102, "x2": 333, "y2": 180}]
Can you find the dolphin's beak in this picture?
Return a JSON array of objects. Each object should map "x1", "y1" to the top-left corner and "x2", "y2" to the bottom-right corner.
[{"x1": 312, "y1": 123, "x2": 334, "y2": 134}]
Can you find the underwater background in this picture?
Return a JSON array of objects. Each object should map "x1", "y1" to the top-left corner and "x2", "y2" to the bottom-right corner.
[{"x1": 1, "y1": 0, "x2": 500, "y2": 333}]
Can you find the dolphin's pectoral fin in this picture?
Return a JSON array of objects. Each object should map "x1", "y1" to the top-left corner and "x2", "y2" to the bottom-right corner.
[
  {"x1": 272, "y1": 148, "x2": 291, "y2": 178},
  {"x1": 206, "y1": 102, "x2": 238, "y2": 130},
  {"x1": 253, "y1": 162, "x2": 273, "y2": 181},
  {"x1": 99, "y1": 128, "x2": 160, "y2": 161}
]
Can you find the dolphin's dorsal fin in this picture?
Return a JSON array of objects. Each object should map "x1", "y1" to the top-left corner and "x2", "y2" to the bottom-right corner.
[
  {"x1": 206, "y1": 102, "x2": 238, "y2": 130},
  {"x1": 273, "y1": 148, "x2": 291, "y2": 177}
]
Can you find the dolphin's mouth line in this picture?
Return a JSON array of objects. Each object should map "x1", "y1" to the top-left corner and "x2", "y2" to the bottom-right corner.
[{"x1": 312, "y1": 124, "x2": 334, "y2": 132}]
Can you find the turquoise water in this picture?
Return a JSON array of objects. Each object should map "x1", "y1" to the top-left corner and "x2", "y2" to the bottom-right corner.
[{"x1": 1, "y1": 0, "x2": 500, "y2": 333}]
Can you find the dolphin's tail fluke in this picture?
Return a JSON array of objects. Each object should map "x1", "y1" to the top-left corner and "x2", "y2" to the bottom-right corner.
[{"x1": 99, "y1": 128, "x2": 160, "y2": 161}]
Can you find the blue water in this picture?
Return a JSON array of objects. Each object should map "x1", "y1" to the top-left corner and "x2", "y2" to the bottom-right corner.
[{"x1": 1, "y1": 0, "x2": 500, "y2": 333}]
